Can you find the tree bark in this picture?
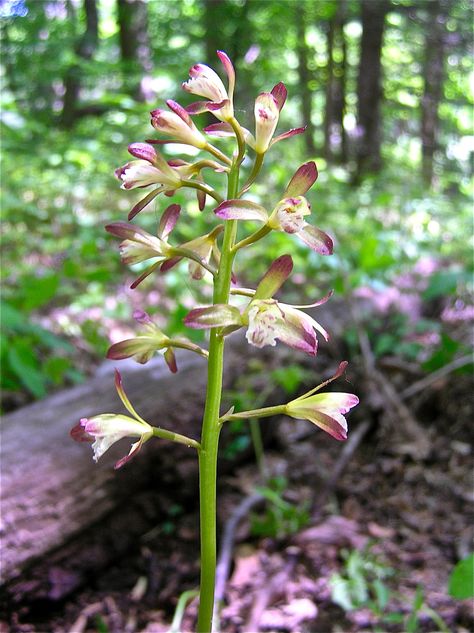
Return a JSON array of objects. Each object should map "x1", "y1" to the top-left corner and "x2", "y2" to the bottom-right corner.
[
  {"x1": 0, "y1": 338, "x2": 284, "y2": 607},
  {"x1": 324, "y1": 1, "x2": 348, "y2": 163},
  {"x1": 117, "y1": 0, "x2": 151, "y2": 101},
  {"x1": 355, "y1": 0, "x2": 390, "y2": 178},
  {"x1": 296, "y1": 4, "x2": 316, "y2": 155},
  {"x1": 421, "y1": 0, "x2": 447, "y2": 185},
  {"x1": 60, "y1": 0, "x2": 99, "y2": 128}
]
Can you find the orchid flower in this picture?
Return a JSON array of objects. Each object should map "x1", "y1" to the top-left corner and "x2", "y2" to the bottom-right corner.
[
  {"x1": 107, "y1": 310, "x2": 208, "y2": 372},
  {"x1": 204, "y1": 83, "x2": 305, "y2": 153},
  {"x1": 182, "y1": 50, "x2": 235, "y2": 122},
  {"x1": 70, "y1": 370, "x2": 154, "y2": 469},
  {"x1": 214, "y1": 162, "x2": 334, "y2": 255},
  {"x1": 285, "y1": 362, "x2": 359, "y2": 440},
  {"x1": 184, "y1": 255, "x2": 331, "y2": 355}
]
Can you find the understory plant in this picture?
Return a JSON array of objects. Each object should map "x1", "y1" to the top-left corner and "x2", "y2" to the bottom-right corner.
[{"x1": 71, "y1": 51, "x2": 359, "y2": 632}]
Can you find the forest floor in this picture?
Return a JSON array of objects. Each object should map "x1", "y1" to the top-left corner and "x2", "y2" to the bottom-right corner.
[{"x1": 7, "y1": 360, "x2": 473, "y2": 633}]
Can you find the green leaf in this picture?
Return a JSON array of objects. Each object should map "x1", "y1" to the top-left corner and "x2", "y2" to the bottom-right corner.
[
  {"x1": 8, "y1": 343, "x2": 47, "y2": 398},
  {"x1": 373, "y1": 578, "x2": 390, "y2": 610},
  {"x1": 330, "y1": 573, "x2": 355, "y2": 611},
  {"x1": 448, "y1": 554, "x2": 474, "y2": 599},
  {"x1": 21, "y1": 274, "x2": 59, "y2": 311}
]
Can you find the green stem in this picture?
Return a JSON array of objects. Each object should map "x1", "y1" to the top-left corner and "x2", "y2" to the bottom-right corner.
[
  {"x1": 197, "y1": 161, "x2": 240, "y2": 633},
  {"x1": 181, "y1": 180, "x2": 224, "y2": 204},
  {"x1": 151, "y1": 426, "x2": 201, "y2": 450},
  {"x1": 204, "y1": 142, "x2": 233, "y2": 166},
  {"x1": 222, "y1": 403, "x2": 287, "y2": 422},
  {"x1": 249, "y1": 418, "x2": 267, "y2": 479},
  {"x1": 232, "y1": 224, "x2": 271, "y2": 253},
  {"x1": 238, "y1": 152, "x2": 264, "y2": 195}
]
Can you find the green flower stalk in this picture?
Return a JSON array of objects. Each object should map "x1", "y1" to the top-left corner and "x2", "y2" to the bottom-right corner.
[{"x1": 71, "y1": 50, "x2": 358, "y2": 633}]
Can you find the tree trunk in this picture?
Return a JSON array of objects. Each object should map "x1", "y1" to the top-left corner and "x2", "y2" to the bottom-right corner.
[
  {"x1": 421, "y1": 0, "x2": 447, "y2": 185},
  {"x1": 60, "y1": 0, "x2": 99, "y2": 128},
  {"x1": 324, "y1": 1, "x2": 348, "y2": 163},
  {"x1": 117, "y1": 0, "x2": 151, "y2": 102},
  {"x1": 296, "y1": 4, "x2": 316, "y2": 155},
  {"x1": 0, "y1": 338, "x2": 285, "y2": 607},
  {"x1": 355, "y1": 0, "x2": 390, "y2": 178}
]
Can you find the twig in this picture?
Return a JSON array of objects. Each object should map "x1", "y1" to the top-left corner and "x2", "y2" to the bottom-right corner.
[
  {"x1": 213, "y1": 492, "x2": 265, "y2": 628},
  {"x1": 400, "y1": 353, "x2": 473, "y2": 400},
  {"x1": 347, "y1": 293, "x2": 431, "y2": 459}
]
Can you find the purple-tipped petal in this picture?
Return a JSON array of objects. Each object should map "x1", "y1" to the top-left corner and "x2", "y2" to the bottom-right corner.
[
  {"x1": 128, "y1": 188, "x2": 163, "y2": 220},
  {"x1": 186, "y1": 100, "x2": 213, "y2": 115},
  {"x1": 253, "y1": 255, "x2": 293, "y2": 300},
  {"x1": 130, "y1": 261, "x2": 161, "y2": 289},
  {"x1": 197, "y1": 187, "x2": 206, "y2": 211},
  {"x1": 105, "y1": 221, "x2": 150, "y2": 241},
  {"x1": 214, "y1": 199, "x2": 268, "y2": 222},
  {"x1": 271, "y1": 82, "x2": 287, "y2": 111},
  {"x1": 158, "y1": 204, "x2": 181, "y2": 239},
  {"x1": 284, "y1": 161, "x2": 318, "y2": 197},
  {"x1": 206, "y1": 98, "x2": 230, "y2": 111},
  {"x1": 217, "y1": 50, "x2": 235, "y2": 98},
  {"x1": 297, "y1": 225, "x2": 333, "y2": 255},
  {"x1": 271, "y1": 126, "x2": 307, "y2": 146},
  {"x1": 128, "y1": 142, "x2": 157, "y2": 163},
  {"x1": 70, "y1": 420, "x2": 93, "y2": 443},
  {"x1": 164, "y1": 347, "x2": 178, "y2": 374},
  {"x1": 204, "y1": 122, "x2": 235, "y2": 137},
  {"x1": 165, "y1": 99, "x2": 193, "y2": 126},
  {"x1": 184, "y1": 304, "x2": 242, "y2": 329},
  {"x1": 114, "y1": 369, "x2": 141, "y2": 418},
  {"x1": 114, "y1": 437, "x2": 144, "y2": 470},
  {"x1": 133, "y1": 309, "x2": 153, "y2": 325},
  {"x1": 160, "y1": 256, "x2": 182, "y2": 273}
]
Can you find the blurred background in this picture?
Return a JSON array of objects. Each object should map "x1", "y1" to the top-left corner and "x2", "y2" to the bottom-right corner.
[
  {"x1": 1, "y1": 0, "x2": 472, "y2": 408},
  {"x1": 1, "y1": 1, "x2": 474, "y2": 631}
]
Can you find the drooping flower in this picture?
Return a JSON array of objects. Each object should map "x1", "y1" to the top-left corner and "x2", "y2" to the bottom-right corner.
[
  {"x1": 182, "y1": 50, "x2": 235, "y2": 121},
  {"x1": 285, "y1": 362, "x2": 359, "y2": 440},
  {"x1": 107, "y1": 310, "x2": 177, "y2": 371},
  {"x1": 107, "y1": 310, "x2": 208, "y2": 372},
  {"x1": 150, "y1": 100, "x2": 207, "y2": 149},
  {"x1": 106, "y1": 205, "x2": 222, "y2": 287},
  {"x1": 106, "y1": 204, "x2": 179, "y2": 287},
  {"x1": 214, "y1": 161, "x2": 333, "y2": 255},
  {"x1": 71, "y1": 370, "x2": 153, "y2": 469},
  {"x1": 184, "y1": 255, "x2": 331, "y2": 355}
]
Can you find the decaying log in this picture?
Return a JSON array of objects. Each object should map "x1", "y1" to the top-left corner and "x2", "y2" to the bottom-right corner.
[{"x1": 0, "y1": 337, "x2": 281, "y2": 606}]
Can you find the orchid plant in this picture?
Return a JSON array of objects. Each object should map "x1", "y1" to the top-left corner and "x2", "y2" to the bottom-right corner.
[{"x1": 71, "y1": 51, "x2": 358, "y2": 632}]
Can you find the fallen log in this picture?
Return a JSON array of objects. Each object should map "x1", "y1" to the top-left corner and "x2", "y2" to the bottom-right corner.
[{"x1": 0, "y1": 338, "x2": 280, "y2": 607}]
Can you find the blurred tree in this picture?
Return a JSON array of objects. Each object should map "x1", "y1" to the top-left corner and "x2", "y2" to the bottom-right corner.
[
  {"x1": 296, "y1": 1, "x2": 316, "y2": 155},
  {"x1": 420, "y1": 0, "x2": 447, "y2": 185},
  {"x1": 323, "y1": 0, "x2": 348, "y2": 163},
  {"x1": 355, "y1": 0, "x2": 390, "y2": 178},
  {"x1": 60, "y1": 0, "x2": 99, "y2": 127},
  {"x1": 117, "y1": 0, "x2": 151, "y2": 101}
]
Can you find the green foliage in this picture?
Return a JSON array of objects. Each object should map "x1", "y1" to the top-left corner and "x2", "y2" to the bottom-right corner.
[
  {"x1": 330, "y1": 546, "x2": 394, "y2": 614},
  {"x1": 1, "y1": 0, "x2": 472, "y2": 404},
  {"x1": 330, "y1": 546, "x2": 451, "y2": 632},
  {"x1": 448, "y1": 553, "x2": 474, "y2": 600},
  {"x1": 251, "y1": 476, "x2": 310, "y2": 539},
  {"x1": 1, "y1": 301, "x2": 79, "y2": 401}
]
